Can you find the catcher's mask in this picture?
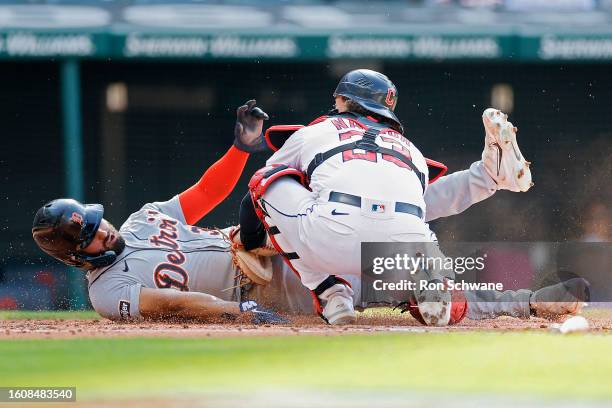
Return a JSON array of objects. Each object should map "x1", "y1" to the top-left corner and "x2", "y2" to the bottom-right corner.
[
  {"x1": 334, "y1": 69, "x2": 402, "y2": 133},
  {"x1": 32, "y1": 199, "x2": 118, "y2": 270}
]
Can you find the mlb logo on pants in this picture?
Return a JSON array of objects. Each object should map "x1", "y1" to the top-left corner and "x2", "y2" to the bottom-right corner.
[{"x1": 371, "y1": 204, "x2": 386, "y2": 213}]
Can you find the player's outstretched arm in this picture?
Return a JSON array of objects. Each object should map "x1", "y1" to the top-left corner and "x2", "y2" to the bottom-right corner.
[
  {"x1": 139, "y1": 288, "x2": 240, "y2": 321},
  {"x1": 178, "y1": 146, "x2": 249, "y2": 224},
  {"x1": 178, "y1": 100, "x2": 269, "y2": 225},
  {"x1": 139, "y1": 288, "x2": 288, "y2": 324},
  {"x1": 424, "y1": 161, "x2": 497, "y2": 222}
]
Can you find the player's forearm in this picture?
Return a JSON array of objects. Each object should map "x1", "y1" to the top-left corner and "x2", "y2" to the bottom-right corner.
[
  {"x1": 179, "y1": 145, "x2": 249, "y2": 225},
  {"x1": 140, "y1": 289, "x2": 240, "y2": 321},
  {"x1": 424, "y1": 161, "x2": 497, "y2": 222},
  {"x1": 173, "y1": 292, "x2": 241, "y2": 320}
]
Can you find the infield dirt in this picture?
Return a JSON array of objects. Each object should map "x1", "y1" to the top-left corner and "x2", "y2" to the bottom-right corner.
[{"x1": 2, "y1": 310, "x2": 612, "y2": 339}]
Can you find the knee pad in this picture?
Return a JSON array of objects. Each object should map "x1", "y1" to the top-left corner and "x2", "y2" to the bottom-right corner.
[{"x1": 248, "y1": 164, "x2": 308, "y2": 220}]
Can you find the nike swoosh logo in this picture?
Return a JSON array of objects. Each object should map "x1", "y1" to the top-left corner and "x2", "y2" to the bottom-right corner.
[
  {"x1": 123, "y1": 260, "x2": 129, "y2": 272},
  {"x1": 331, "y1": 209, "x2": 349, "y2": 216}
]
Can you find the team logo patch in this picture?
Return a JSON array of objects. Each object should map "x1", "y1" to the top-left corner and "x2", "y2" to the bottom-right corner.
[
  {"x1": 119, "y1": 300, "x2": 131, "y2": 319},
  {"x1": 372, "y1": 204, "x2": 386, "y2": 213},
  {"x1": 385, "y1": 88, "x2": 397, "y2": 108},
  {"x1": 71, "y1": 212, "x2": 84, "y2": 226}
]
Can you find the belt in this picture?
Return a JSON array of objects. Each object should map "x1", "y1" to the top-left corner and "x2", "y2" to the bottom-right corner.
[{"x1": 328, "y1": 191, "x2": 424, "y2": 219}]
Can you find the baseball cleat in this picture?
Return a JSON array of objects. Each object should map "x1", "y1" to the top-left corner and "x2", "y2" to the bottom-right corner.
[
  {"x1": 320, "y1": 283, "x2": 356, "y2": 325},
  {"x1": 414, "y1": 279, "x2": 452, "y2": 327},
  {"x1": 530, "y1": 278, "x2": 590, "y2": 319},
  {"x1": 482, "y1": 108, "x2": 533, "y2": 192}
]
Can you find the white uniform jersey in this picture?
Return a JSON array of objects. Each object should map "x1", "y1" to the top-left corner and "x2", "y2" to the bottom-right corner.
[
  {"x1": 86, "y1": 196, "x2": 236, "y2": 320},
  {"x1": 266, "y1": 116, "x2": 429, "y2": 209}
]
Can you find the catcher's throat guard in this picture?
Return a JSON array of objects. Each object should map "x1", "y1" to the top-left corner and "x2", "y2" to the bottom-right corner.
[{"x1": 264, "y1": 121, "x2": 448, "y2": 184}]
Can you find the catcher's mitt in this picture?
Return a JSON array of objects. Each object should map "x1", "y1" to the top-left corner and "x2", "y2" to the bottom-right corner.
[
  {"x1": 233, "y1": 249, "x2": 273, "y2": 286},
  {"x1": 219, "y1": 227, "x2": 275, "y2": 286},
  {"x1": 229, "y1": 226, "x2": 278, "y2": 257}
]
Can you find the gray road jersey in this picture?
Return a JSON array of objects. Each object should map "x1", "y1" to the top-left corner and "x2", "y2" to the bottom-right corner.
[{"x1": 86, "y1": 196, "x2": 237, "y2": 320}]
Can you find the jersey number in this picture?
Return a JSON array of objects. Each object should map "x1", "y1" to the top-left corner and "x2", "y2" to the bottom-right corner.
[{"x1": 339, "y1": 131, "x2": 413, "y2": 169}]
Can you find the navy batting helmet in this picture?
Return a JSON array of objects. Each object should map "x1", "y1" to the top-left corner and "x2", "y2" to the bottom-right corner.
[
  {"x1": 32, "y1": 199, "x2": 117, "y2": 270},
  {"x1": 334, "y1": 69, "x2": 402, "y2": 132}
]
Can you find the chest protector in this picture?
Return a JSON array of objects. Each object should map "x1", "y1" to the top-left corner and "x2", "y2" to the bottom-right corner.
[
  {"x1": 264, "y1": 112, "x2": 447, "y2": 187},
  {"x1": 305, "y1": 112, "x2": 426, "y2": 192}
]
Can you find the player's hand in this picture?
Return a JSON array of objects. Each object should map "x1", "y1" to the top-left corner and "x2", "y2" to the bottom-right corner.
[
  {"x1": 239, "y1": 300, "x2": 289, "y2": 324},
  {"x1": 233, "y1": 99, "x2": 270, "y2": 153}
]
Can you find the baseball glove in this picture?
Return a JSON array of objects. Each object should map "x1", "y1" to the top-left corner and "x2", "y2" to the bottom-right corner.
[
  {"x1": 233, "y1": 249, "x2": 273, "y2": 286},
  {"x1": 219, "y1": 227, "x2": 275, "y2": 286},
  {"x1": 229, "y1": 226, "x2": 278, "y2": 257}
]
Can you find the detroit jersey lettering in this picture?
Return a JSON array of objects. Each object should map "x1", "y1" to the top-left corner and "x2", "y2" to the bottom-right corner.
[{"x1": 86, "y1": 196, "x2": 236, "y2": 320}]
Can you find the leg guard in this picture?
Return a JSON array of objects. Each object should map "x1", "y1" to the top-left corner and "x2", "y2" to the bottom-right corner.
[
  {"x1": 247, "y1": 164, "x2": 321, "y2": 311},
  {"x1": 248, "y1": 164, "x2": 308, "y2": 221}
]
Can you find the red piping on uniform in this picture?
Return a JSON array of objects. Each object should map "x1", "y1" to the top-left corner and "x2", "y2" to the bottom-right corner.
[{"x1": 308, "y1": 115, "x2": 328, "y2": 126}]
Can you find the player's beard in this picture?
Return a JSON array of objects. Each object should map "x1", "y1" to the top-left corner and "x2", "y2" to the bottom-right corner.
[{"x1": 105, "y1": 222, "x2": 126, "y2": 256}]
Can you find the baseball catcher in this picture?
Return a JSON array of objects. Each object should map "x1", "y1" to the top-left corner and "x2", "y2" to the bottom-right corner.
[{"x1": 234, "y1": 69, "x2": 562, "y2": 326}]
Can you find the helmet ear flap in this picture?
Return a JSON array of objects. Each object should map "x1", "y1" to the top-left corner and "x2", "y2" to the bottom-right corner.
[{"x1": 76, "y1": 251, "x2": 118, "y2": 269}]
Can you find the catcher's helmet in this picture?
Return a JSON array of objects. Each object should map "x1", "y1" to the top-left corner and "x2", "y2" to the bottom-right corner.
[
  {"x1": 32, "y1": 199, "x2": 117, "y2": 270},
  {"x1": 334, "y1": 69, "x2": 402, "y2": 132}
]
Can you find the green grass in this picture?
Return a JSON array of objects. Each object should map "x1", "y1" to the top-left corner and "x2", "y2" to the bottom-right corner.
[
  {"x1": 1, "y1": 333, "x2": 611, "y2": 401},
  {"x1": 0, "y1": 310, "x2": 99, "y2": 320}
]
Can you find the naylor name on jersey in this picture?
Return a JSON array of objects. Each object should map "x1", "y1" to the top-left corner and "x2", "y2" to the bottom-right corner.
[{"x1": 146, "y1": 210, "x2": 189, "y2": 291}]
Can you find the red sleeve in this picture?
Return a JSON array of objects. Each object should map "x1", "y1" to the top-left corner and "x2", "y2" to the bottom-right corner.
[{"x1": 179, "y1": 146, "x2": 249, "y2": 225}]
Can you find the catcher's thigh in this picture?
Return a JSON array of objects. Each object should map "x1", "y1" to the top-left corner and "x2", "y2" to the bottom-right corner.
[
  {"x1": 260, "y1": 178, "x2": 358, "y2": 289},
  {"x1": 260, "y1": 178, "x2": 435, "y2": 290}
]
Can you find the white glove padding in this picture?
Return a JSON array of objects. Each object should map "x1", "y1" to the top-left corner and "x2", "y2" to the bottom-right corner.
[{"x1": 481, "y1": 108, "x2": 533, "y2": 192}]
